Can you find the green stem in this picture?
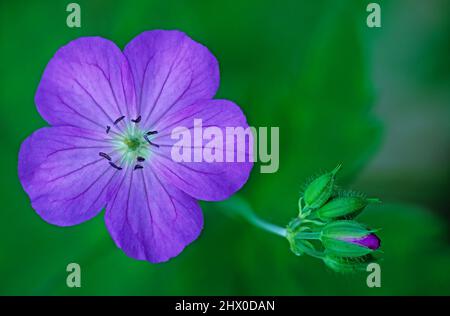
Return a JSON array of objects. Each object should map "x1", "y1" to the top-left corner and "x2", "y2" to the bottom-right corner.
[
  {"x1": 224, "y1": 202, "x2": 286, "y2": 237},
  {"x1": 302, "y1": 219, "x2": 326, "y2": 226},
  {"x1": 295, "y1": 232, "x2": 321, "y2": 240},
  {"x1": 246, "y1": 214, "x2": 287, "y2": 237},
  {"x1": 218, "y1": 196, "x2": 287, "y2": 237}
]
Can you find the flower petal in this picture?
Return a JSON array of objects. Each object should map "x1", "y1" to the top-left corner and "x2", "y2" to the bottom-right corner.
[
  {"x1": 344, "y1": 233, "x2": 381, "y2": 250},
  {"x1": 151, "y1": 99, "x2": 253, "y2": 201},
  {"x1": 123, "y1": 30, "x2": 219, "y2": 129},
  {"x1": 104, "y1": 167, "x2": 203, "y2": 263},
  {"x1": 35, "y1": 37, "x2": 137, "y2": 132},
  {"x1": 18, "y1": 127, "x2": 121, "y2": 226}
]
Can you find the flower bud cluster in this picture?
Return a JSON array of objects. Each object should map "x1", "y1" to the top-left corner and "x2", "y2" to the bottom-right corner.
[{"x1": 287, "y1": 165, "x2": 381, "y2": 273}]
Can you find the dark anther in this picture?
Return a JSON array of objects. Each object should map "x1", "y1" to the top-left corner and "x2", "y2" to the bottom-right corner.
[
  {"x1": 99, "y1": 152, "x2": 112, "y2": 161},
  {"x1": 144, "y1": 135, "x2": 160, "y2": 148},
  {"x1": 106, "y1": 125, "x2": 111, "y2": 133},
  {"x1": 109, "y1": 162, "x2": 123, "y2": 170},
  {"x1": 114, "y1": 115, "x2": 125, "y2": 125},
  {"x1": 137, "y1": 156, "x2": 145, "y2": 162},
  {"x1": 146, "y1": 130, "x2": 158, "y2": 135},
  {"x1": 134, "y1": 165, "x2": 143, "y2": 171},
  {"x1": 131, "y1": 115, "x2": 142, "y2": 123}
]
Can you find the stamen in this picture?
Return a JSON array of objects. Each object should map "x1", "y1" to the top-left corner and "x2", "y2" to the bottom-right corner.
[
  {"x1": 114, "y1": 115, "x2": 125, "y2": 125},
  {"x1": 106, "y1": 125, "x2": 111, "y2": 134},
  {"x1": 134, "y1": 165, "x2": 143, "y2": 171},
  {"x1": 146, "y1": 130, "x2": 158, "y2": 135},
  {"x1": 109, "y1": 162, "x2": 123, "y2": 170},
  {"x1": 137, "y1": 156, "x2": 145, "y2": 162},
  {"x1": 99, "y1": 152, "x2": 112, "y2": 161},
  {"x1": 144, "y1": 135, "x2": 160, "y2": 148},
  {"x1": 131, "y1": 115, "x2": 142, "y2": 123}
]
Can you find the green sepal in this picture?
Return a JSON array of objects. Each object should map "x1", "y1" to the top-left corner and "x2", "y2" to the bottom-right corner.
[
  {"x1": 316, "y1": 195, "x2": 381, "y2": 221},
  {"x1": 286, "y1": 217, "x2": 302, "y2": 255},
  {"x1": 323, "y1": 254, "x2": 376, "y2": 273},
  {"x1": 286, "y1": 217, "x2": 324, "y2": 258}
]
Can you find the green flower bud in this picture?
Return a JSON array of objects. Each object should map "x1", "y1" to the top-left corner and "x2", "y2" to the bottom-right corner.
[
  {"x1": 320, "y1": 221, "x2": 381, "y2": 257},
  {"x1": 323, "y1": 254, "x2": 376, "y2": 273},
  {"x1": 316, "y1": 195, "x2": 381, "y2": 221},
  {"x1": 303, "y1": 164, "x2": 341, "y2": 210}
]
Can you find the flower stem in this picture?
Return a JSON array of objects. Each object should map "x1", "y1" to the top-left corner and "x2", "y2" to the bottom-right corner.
[
  {"x1": 295, "y1": 232, "x2": 321, "y2": 240},
  {"x1": 219, "y1": 197, "x2": 287, "y2": 237},
  {"x1": 245, "y1": 213, "x2": 287, "y2": 237}
]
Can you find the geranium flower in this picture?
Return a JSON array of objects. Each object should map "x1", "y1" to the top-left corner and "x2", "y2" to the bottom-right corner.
[{"x1": 18, "y1": 30, "x2": 253, "y2": 263}]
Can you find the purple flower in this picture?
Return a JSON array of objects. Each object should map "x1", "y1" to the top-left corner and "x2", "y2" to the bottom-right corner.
[
  {"x1": 18, "y1": 30, "x2": 253, "y2": 263},
  {"x1": 341, "y1": 233, "x2": 381, "y2": 250}
]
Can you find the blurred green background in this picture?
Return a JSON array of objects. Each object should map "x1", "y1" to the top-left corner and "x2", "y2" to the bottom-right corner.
[{"x1": 1, "y1": 0, "x2": 449, "y2": 295}]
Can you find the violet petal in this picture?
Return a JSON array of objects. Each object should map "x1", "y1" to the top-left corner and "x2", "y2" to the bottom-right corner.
[
  {"x1": 123, "y1": 30, "x2": 219, "y2": 128},
  {"x1": 151, "y1": 99, "x2": 254, "y2": 201},
  {"x1": 35, "y1": 37, "x2": 137, "y2": 132},
  {"x1": 18, "y1": 126, "x2": 121, "y2": 226},
  {"x1": 104, "y1": 167, "x2": 203, "y2": 263},
  {"x1": 344, "y1": 233, "x2": 381, "y2": 250}
]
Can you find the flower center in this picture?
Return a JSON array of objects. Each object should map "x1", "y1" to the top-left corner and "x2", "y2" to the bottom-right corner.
[
  {"x1": 98, "y1": 115, "x2": 160, "y2": 171},
  {"x1": 117, "y1": 127, "x2": 149, "y2": 165},
  {"x1": 124, "y1": 135, "x2": 143, "y2": 152}
]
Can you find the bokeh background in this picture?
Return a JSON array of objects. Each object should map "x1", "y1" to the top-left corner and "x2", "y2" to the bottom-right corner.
[{"x1": 1, "y1": 0, "x2": 449, "y2": 295}]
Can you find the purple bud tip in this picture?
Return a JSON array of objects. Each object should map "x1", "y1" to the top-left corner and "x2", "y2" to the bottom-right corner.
[{"x1": 344, "y1": 233, "x2": 381, "y2": 250}]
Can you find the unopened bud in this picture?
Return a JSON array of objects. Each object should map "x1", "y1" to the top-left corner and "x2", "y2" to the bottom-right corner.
[
  {"x1": 321, "y1": 220, "x2": 381, "y2": 257},
  {"x1": 303, "y1": 164, "x2": 341, "y2": 210},
  {"x1": 316, "y1": 195, "x2": 380, "y2": 221}
]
